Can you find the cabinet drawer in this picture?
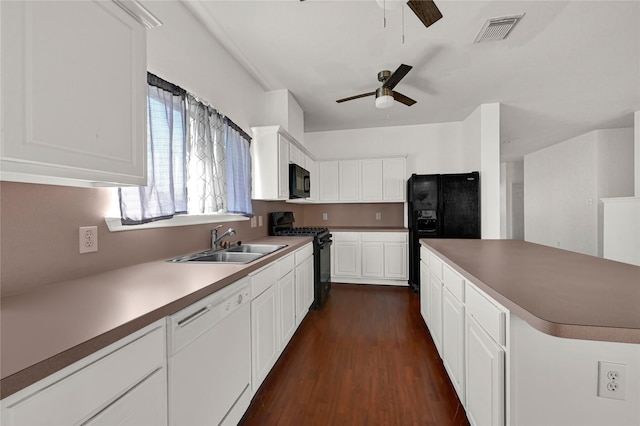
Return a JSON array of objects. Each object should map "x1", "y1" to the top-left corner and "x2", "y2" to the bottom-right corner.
[
  {"x1": 429, "y1": 253, "x2": 444, "y2": 281},
  {"x1": 4, "y1": 322, "x2": 165, "y2": 426},
  {"x1": 277, "y1": 253, "x2": 295, "y2": 278},
  {"x1": 250, "y1": 263, "x2": 277, "y2": 299},
  {"x1": 332, "y1": 232, "x2": 360, "y2": 242},
  {"x1": 361, "y1": 232, "x2": 407, "y2": 242},
  {"x1": 465, "y1": 284, "x2": 507, "y2": 345},
  {"x1": 295, "y1": 243, "x2": 313, "y2": 264},
  {"x1": 443, "y1": 264, "x2": 465, "y2": 302}
]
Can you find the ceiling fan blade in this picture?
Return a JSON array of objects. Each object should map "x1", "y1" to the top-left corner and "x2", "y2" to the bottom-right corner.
[
  {"x1": 336, "y1": 92, "x2": 376, "y2": 103},
  {"x1": 382, "y1": 64, "x2": 413, "y2": 90},
  {"x1": 392, "y1": 91, "x2": 417, "y2": 106},
  {"x1": 407, "y1": 0, "x2": 443, "y2": 28}
]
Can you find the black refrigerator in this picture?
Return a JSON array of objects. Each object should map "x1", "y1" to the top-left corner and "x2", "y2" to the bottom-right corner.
[{"x1": 407, "y1": 172, "x2": 480, "y2": 292}]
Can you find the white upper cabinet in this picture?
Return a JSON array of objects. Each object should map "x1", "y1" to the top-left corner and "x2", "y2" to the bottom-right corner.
[
  {"x1": 382, "y1": 158, "x2": 406, "y2": 201},
  {"x1": 318, "y1": 158, "x2": 406, "y2": 203},
  {"x1": 252, "y1": 125, "x2": 314, "y2": 201},
  {"x1": 338, "y1": 160, "x2": 361, "y2": 201},
  {"x1": 319, "y1": 161, "x2": 339, "y2": 201},
  {"x1": 361, "y1": 159, "x2": 383, "y2": 201},
  {"x1": 0, "y1": 0, "x2": 158, "y2": 187}
]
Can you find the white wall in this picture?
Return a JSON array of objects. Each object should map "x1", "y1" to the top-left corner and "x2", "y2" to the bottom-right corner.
[
  {"x1": 502, "y1": 161, "x2": 524, "y2": 240},
  {"x1": 462, "y1": 103, "x2": 501, "y2": 239},
  {"x1": 511, "y1": 315, "x2": 640, "y2": 426},
  {"x1": 142, "y1": 1, "x2": 265, "y2": 132},
  {"x1": 304, "y1": 121, "x2": 464, "y2": 174},
  {"x1": 524, "y1": 128, "x2": 634, "y2": 256}
]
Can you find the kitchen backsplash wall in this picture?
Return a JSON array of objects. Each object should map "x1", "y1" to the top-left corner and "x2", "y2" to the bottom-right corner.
[
  {"x1": 0, "y1": 182, "x2": 302, "y2": 296},
  {"x1": 1, "y1": 182, "x2": 403, "y2": 296},
  {"x1": 302, "y1": 203, "x2": 404, "y2": 228}
]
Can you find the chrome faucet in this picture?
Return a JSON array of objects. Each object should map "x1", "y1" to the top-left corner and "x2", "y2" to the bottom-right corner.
[{"x1": 211, "y1": 225, "x2": 236, "y2": 251}]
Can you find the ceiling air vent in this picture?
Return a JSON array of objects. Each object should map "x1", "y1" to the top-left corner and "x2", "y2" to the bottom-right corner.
[{"x1": 474, "y1": 14, "x2": 524, "y2": 43}]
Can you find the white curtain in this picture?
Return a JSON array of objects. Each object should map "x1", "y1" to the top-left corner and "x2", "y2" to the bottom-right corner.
[
  {"x1": 225, "y1": 120, "x2": 253, "y2": 216},
  {"x1": 186, "y1": 95, "x2": 227, "y2": 214},
  {"x1": 119, "y1": 75, "x2": 187, "y2": 224}
]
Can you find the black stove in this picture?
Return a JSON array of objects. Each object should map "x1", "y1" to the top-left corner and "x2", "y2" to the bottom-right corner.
[{"x1": 270, "y1": 212, "x2": 332, "y2": 309}]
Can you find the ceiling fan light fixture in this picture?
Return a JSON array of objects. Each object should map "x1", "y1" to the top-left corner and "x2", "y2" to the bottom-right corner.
[
  {"x1": 375, "y1": 87, "x2": 395, "y2": 109},
  {"x1": 375, "y1": 95, "x2": 395, "y2": 109}
]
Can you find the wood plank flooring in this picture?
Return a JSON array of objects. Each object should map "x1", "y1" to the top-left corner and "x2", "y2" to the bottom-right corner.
[{"x1": 240, "y1": 283, "x2": 470, "y2": 426}]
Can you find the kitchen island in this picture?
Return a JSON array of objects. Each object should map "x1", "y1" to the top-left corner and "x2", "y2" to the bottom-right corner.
[{"x1": 420, "y1": 239, "x2": 639, "y2": 426}]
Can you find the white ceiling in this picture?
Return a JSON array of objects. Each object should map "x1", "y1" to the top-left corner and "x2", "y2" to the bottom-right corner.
[{"x1": 184, "y1": 0, "x2": 639, "y2": 161}]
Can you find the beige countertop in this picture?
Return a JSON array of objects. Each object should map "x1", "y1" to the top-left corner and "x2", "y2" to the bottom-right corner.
[
  {"x1": 421, "y1": 239, "x2": 640, "y2": 344},
  {"x1": 0, "y1": 236, "x2": 312, "y2": 399}
]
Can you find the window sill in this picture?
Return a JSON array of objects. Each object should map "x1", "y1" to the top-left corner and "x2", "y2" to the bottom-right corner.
[{"x1": 105, "y1": 213, "x2": 249, "y2": 232}]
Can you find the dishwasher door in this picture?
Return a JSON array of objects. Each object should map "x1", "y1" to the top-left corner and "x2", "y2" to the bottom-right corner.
[{"x1": 168, "y1": 277, "x2": 251, "y2": 426}]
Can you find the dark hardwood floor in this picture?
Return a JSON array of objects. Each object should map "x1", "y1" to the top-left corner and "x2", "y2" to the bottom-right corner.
[{"x1": 240, "y1": 283, "x2": 470, "y2": 426}]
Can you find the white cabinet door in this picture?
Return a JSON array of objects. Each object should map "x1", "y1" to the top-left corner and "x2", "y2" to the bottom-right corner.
[
  {"x1": 429, "y1": 272, "x2": 444, "y2": 356},
  {"x1": 362, "y1": 242, "x2": 384, "y2": 277},
  {"x1": 319, "y1": 161, "x2": 339, "y2": 201},
  {"x1": 443, "y1": 289, "x2": 466, "y2": 404},
  {"x1": 278, "y1": 270, "x2": 296, "y2": 349},
  {"x1": 295, "y1": 255, "x2": 314, "y2": 325},
  {"x1": 277, "y1": 134, "x2": 290, "y2": 199},
  {"x1": 333, "y1": 242, "x2": 361, "y2": 277},
  {"x1": 1, "y1": 322, "x2": 166, "y2": 426},
  {"x1": 1, "y1": 0, "x2": 149, "y2": 187},
  {"x1": 339, "y1": 160, "x2": 361, "y2": 201},
  {"x1": 384, "y1": 242, "x2": 407, "y2": 279},
  {"x1": 420, "y1": 259, "x2": 430, "y2": 324},
  {"x1": 382, "y1": 158, "x2": 406, "y2": 201},
  {"x1": 251, "y1": 284, "x2": 279, "y2": 393},
  {"x1": 361, "y1": 159, "x2": 383, "y2": 201},
  {"x1": 85, "y1": 367, "x2": 166, "y2": 426},
  {"x1": 465, "y1": 315, "x2": 505, "y2": 426}
]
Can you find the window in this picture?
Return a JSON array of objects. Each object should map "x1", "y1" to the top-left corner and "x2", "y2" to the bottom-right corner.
[{"x1": 117, "y1": 73, "x2": 252, "y2": 227}]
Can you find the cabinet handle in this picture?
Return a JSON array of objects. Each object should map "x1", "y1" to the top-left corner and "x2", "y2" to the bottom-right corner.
[{"x1": 177, "y1": 305, "x2": 211, "y2": 328}]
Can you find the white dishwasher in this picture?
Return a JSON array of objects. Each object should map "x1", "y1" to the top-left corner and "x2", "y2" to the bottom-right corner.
[{"x1": 168, "y1": 277, "x2": 251, "y2": 426}]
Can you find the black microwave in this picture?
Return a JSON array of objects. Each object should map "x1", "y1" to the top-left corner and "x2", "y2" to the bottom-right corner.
[{"x1": 289, "y1": 163, "x2": 310, "y2": 199}]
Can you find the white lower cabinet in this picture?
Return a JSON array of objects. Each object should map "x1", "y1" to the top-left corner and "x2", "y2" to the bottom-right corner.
[
  {"x1": 442, "y1": 288, "x2": 465, "y2": 403},
  {"x1": 1, "y1": 321, "x2": 167, "y2": 426},
  {"x1": 465, "y1": 315, "x2": 505, "y2": 426},
  {"x1": 333, "y1": 236, "x2": 362, "y2": 278},
  {"x1": 428, "y1": 271, "x2": 444, "y2": 356},
  {"x1": 250, "y1": 265, "x2": 280, "y2": 394},
  {"x1": 295, "y1": 252, "x2": 314, "y2": 326},
  {"x1": 332, "y1": 231, "x2": 408, "y2": 285},
  {"x1": 362, "y1": 242, "x2": 384, "y2": 277},
  {"x1": 278, "y1": 270, "x2": 297, "y2": 349},
  {"x1": 419, "y1": 248, "x2": 430, "y2": 324},
  {"x1": 420, "y1": 246, "x2": 508, "y2": 426}
]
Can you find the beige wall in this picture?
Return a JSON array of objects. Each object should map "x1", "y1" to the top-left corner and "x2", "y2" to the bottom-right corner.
[
  {"x1": 0, "y1": 182, "x2": 405, "y2": 296},
  {"x1": 301, "y1": 203, "x2": 404, "y2": 228},
  {"x1": 0, "y1": 182, "x2": 305, "y2": 296}
]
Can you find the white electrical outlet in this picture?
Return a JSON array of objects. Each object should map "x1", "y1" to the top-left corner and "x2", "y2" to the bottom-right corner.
[
  {"x1": 375, "y1": 212, "x2": 381, "y2": 220},
  {"x1": 598, "y1": 361, "x2": 626, "y2": 400},
  {"x1": 79, "y1": 226, "x2": 98, "y2": 254},
  {"x1": 250, "y1": 217, "x2": 257, "y2": 228},
  {"x1": 322, "y1": 213, "x2": 328, "y2": 221},
  {"x1": 258, "y1": 216, "x2": 263, "y2": 227}
]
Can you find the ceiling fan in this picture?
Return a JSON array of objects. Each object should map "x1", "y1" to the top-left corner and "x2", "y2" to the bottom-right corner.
[
  {"x1": 300, "y1": 0, "x2": 443, "y2": 29},
  {"x1": 336, "y1": 64, "x2": 416, "y2": 109}
]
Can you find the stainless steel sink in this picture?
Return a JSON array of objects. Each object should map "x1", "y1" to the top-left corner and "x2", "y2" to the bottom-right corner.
[
  {"x1": 169, "y1": 243, "x2": 287, "y2": 264},
  {"x1": 224, "y1": 244, "x2": 287, "y2": 254}
]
